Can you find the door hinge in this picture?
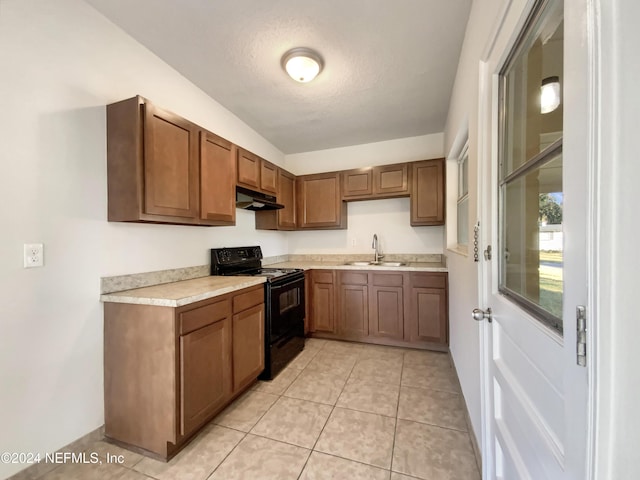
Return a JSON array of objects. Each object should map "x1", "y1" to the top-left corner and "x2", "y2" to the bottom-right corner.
[{"x1": 576, "y1": 306, "x2": 587, "y2": 367}]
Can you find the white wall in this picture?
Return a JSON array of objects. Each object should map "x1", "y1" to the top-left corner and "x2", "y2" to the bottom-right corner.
[
  {"x1": 285, "y1": 134, "x2": 444, "y2": 175},
  {"x1": 442, "y1": 0, "x2": 505, "y2": 453},
  {"x1": 285, "y1": 134, "x2": 445, "y2": 254},
  {"x1": 0, "y1": 1, "x2": 288, "y2": 478}
]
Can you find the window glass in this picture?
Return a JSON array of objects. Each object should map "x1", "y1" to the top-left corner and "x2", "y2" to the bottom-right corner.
[
  {"x1": 499, "y1": 0, "x2": 564, "y2": 332},
  {"x1": 500, "y1": 153, "x2": 563, "y2": 327},
  {"x1": 457, "y1": 144, "x2": 469, "y2": 246},
  {"x1": 501, "y1": 3, "x2": 563, "y2": 179}
]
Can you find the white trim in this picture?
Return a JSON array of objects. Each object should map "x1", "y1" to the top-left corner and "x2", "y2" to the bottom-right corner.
[
  {"x1": 477, "y1": 58, "x2": 495, "y2": 480},
  {"x1": 584, "y1": 0, "x2": 601, "y2": 478}
]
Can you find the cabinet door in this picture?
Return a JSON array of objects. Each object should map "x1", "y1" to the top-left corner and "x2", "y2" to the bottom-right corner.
[
  {"x1": 410, "y1": 158, "x2": 445, "y2": 226},
  {"x1": 374, "y1": 163, "x2": 409, "y2": 196},
  {"x1": 369, "y1": 273, "x2": 404, "y2": 340},
  {"x1": 339, "y1": 278, "x2": 369, "y2": 338},
  {"x1": 232, "y1": 304, "x2": 265, "y2": 392},
  {"x1": 261, "y1": 160, "x2": 278, "y2": 194},
  {"x1": 200, "y1": 131, "x2": 236, "y2": 225},
  {"x1": 237, "y1": 148, "x2": 261, "y2": 190},
  {"x1": 143, "y1": 103, "x2": 199, "y2": 219},
  {"x1": 180, "y1": 318, "x2": 231, "y2": 436},
  {"x1": 409, "y1": 287, "x2": 447, "y2": 344},
  {"x1": 342, "y1": 168, "x2": 373, "y2": 198},
  {"x1": 310, "y1": 271, "x2": 336, "y2": 333},
  {"x1": 297, "y1": 173, "x2": 346, "y2": 229},
  {"x1": 277, "y1": 169, "x2": 296, "y2": 229}
]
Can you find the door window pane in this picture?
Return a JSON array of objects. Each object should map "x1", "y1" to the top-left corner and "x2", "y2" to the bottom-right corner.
[
  {"x1": 499, "y1": 0, "x2": 564, "y2": 333},
  {"x1": 501, "y1": 1, "x2": 564, "y2": 179},
  {"x1": 500, "y1": 153, "x2": 563, "y2": 329}
]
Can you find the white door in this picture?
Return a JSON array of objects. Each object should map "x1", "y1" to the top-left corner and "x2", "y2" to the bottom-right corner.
[{"x1": 476, "y1": 0, "x2": 594, "y2": 478}]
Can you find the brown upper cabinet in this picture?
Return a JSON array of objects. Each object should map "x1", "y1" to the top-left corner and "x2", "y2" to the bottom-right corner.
[
  {"x1": 237, "y1": 147, "x2": 277, "y2": 195},
  {"x1": 255, "y1": 168, "x2": 296, "y2": 231},
  {"x1": 342, "y1": 163, "x2": 410, "y2": 200},
  {"x1": 374, "y1": 163, "x2": 409, "y2": 196},
  {"x1": 200, "y1": 131, "x2": 236, "y2": 225},
  {"x1": 410, "y1": 158, "x2": 445, "y2": 226},
  {"x1": 296, "y1": 172, "x2": 347, "y2": 229},
  {"x1": 106, "y1": 96, "x2": 235, "y2": 226},
  {"x1": 236, "y1": 148, "x2": 260, "y2": 190},
  {"x1": 343, "y1": 168, "x2": 373, "y2": 198},
  {"x1": 106, "y1": 96, "x2": 444, "y2": 229},
  {"x1": 260, "y1": 160, "x2": 278, "y2": 194}
]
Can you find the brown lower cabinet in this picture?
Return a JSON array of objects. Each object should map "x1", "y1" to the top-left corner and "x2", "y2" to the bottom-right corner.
[
  {"x1": 308, "y1": 270, "x2": 337, "y2": 334},
  {"x1": 308, "y1": 269, "x2": 448, "y2": 350},
  {"x1": 103, "y1": 284, "x2": 265, "y2": 460},
  {"x1": 338, "y1": 271, "x2": 369, "y2": 339}
]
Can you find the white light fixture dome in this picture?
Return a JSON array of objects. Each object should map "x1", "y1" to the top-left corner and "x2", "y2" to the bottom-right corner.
[
  {"x1": 540, "y1": 76, "x2": 561, "y2": 114},
  {"x1": 281, "y1": 47, "x2": 323, "y2": 83}
]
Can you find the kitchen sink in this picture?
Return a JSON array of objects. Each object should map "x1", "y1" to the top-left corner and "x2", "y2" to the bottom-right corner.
[{"x1": 343, "y1": 261, "x2": 407, "y2": 267}]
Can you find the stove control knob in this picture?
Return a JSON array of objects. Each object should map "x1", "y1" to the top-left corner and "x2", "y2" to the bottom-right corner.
[{"x1": 253, "y1": 247, "x2": 261, "y2": 259}]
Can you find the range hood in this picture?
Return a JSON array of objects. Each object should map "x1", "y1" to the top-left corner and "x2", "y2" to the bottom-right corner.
[{"x1": 236, "y1": 186, "x2": 284, "y2": 211}]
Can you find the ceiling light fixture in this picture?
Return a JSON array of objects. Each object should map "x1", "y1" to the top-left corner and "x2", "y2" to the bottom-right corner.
[
  {"x1": 281, "y1": 47, "x2": 323, "y2": 83},
  {"x1": 540, "y1": 76, "x2": 561, "y2": 114}
]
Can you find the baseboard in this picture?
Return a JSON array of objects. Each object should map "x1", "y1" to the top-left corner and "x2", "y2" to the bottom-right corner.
[
  {"x1": 6, "y1": 425, "x2": 104, "y2": 480},
  {"x1": 449, "y1": 351, "x2": 483, "y2": 474}
]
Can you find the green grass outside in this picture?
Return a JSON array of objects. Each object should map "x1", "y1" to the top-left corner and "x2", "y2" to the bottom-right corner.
[{"x1": 539, "y1": 255, "x2": 563, "y2": 318}]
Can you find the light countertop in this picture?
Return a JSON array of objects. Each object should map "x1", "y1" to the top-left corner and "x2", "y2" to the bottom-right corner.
[
  {"x1": 268, "y1": 261, "x2": 448, "y2": 272},
  {"x1": 100, "y1": 275, "x2": 266, "y2": 307}
]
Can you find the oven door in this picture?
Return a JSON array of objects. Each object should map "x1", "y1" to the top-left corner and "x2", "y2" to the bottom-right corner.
[{"x1": 267, "y1": 274, "x2": 305, "y2": 344}]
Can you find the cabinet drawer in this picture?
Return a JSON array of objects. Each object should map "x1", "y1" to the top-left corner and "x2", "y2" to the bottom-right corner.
[
  {"x1": 313, "y1": 271, "x2": 334, "y2": 284},
  {"x1": 340, "y1": 271, "x2": 368, "y2": 285},
  {"x1": 180, "y1": 298, "x2": 231, "y2": 335},
  {"x1": 410, "y1": 273, "x2": 447, "y2": 289},
  {"x1": 371, "y1": 272, "x2": 404, "y2": 287},
  {"x1": 233, "y1": 286, "x2": 264, "y2": 313}
]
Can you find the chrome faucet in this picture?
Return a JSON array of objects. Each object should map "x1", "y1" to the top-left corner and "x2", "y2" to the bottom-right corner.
[{"x1": 372, "y1": 234, "x2": 384, "y2": 263}]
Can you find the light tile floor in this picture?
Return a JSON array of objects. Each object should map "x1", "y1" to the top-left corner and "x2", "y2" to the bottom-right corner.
[{"x1": 34, "y1": 339, "x2": 480, "y2": 480}]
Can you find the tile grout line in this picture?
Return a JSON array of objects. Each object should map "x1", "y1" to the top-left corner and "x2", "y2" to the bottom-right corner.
[
  {"x1": 203, "y1": 430, "x2": 249, "y2": 480},
  {"x1": 389, "y1": 352, "x2": 408, "y2": 475},
  {"x1": 295, "y1": 344, "x2": 360, "y2": 480},
  {"x1": 205, "y1": 382, "x2": 286, "y2": 480}
]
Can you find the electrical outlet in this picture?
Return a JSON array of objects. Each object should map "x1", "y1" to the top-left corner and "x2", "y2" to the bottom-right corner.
[
  {"x1": 24, "y1": 243, "x2": 44, "y2": 268},
  {"x1": 350, "y1": 237, "x2": 357, "y2": 247}
]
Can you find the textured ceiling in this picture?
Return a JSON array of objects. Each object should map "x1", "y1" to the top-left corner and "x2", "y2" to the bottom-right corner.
[{"x1": 86, "y1": 0, "x2": 472, "y2": 154}]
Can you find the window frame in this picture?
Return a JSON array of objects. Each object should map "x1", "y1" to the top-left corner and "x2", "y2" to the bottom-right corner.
[
  {"x1": 456, "y1": 141, "x2": 470, "y2": 248},
  {"x1": 497, "y1": 0, "x2": 565, "y2": 333}
]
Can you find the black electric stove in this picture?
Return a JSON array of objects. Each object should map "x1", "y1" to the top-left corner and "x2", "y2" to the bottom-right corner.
[{"x1": 210, "y1": 246, "x2": 305, "y2": 379}]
